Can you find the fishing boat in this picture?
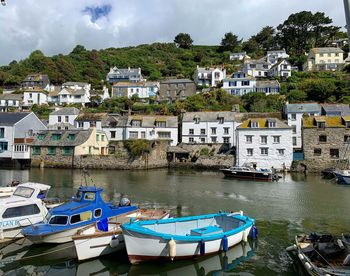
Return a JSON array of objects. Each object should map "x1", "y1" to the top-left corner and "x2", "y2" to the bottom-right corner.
[
  {"x1": 121, "y1": 211, "x2": 256, "y2": 264},
  {"x1": 21, "y1": 186, "x2": 138, "y2": 244},
  {"x1": 220, "y1": 166, "x2": 279, "y2": 181},
  {"x1": 287, "y1": 233, "x2": 350, "y2": 276},
  {"x1": 0, "y1": 181, "x2": 20, "y2": 198},
  {"x1": 72, "y1": 209, "x2": 170, "y2": 261},
  {"x1": 0, "y1": 183, "x2": 52, "y2": 240},
  {"x1": 333, "y1": 169, "x2": 350, "y2": 185}
]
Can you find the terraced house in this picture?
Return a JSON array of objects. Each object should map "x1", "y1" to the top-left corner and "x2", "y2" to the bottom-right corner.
[
  {"x1": 31, "y1": 128, "x2": 108, "y2": 167},
  {"x1": 302, "y1": 116, "x2": 350, "y2": 170}
]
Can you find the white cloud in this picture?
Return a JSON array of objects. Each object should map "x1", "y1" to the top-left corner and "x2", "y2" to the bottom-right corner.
[{"x1": 0, "y1": 0, "x2": 346, "y2": 65}]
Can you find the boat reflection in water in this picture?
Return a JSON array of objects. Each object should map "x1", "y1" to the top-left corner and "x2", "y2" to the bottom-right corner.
[{"x1": 0, "y1": 240, "x2": 255, "y2": 275}]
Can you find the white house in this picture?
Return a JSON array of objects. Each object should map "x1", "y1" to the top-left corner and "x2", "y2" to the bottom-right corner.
[
  {"x1": 266, "y1": 50, "x2": 290, "y2": 65},
  {"x1": 112, "y1": 81, "x2": 159, "y2": 99},
  {"x1": 230, "y1": 52, "x2": 250, "y2": 61},
  {"x1": 222, "y1": 72, "x2": 256, "y2": 96},
  {"x1": 23, "y1": 89, "x2": 48, "y2": 107},
  {"x1": 269, "y1": 60, "x2": 292, "y2": 78},
  {"x1": 303, "y1": 47, "x2": 345, "y2": 71},
  {"x1": 182, "y1": 111, "x2": 241, "y2": 147},
  {"x1": 106, "y1": 67, "x2": 144, "y2": 84},
  {"x1": 57, "y1": 82, "x2": 91, "y2": 105},
  {"x1": 48, "y1": 107, "x2": 80, "y2": 130},
  {"x1": 0, "y1": 112, "x2": 47, "y2": 161},
  {"x1": 195, "y1": 66, "x2": 226, "y2": 87},
  {"x1": 236, "y1": 118, "x2": 293, "y2": 170},
  {"x1": 103, "y1": 115, "x2": 178, "y2": 146},
  {"x1": 284, "y1": 103, "x2": 321, "y2": 150},
  {"x1": 75, "y1": 113, "x2": 107, "y2": 131},
  {"x1": 243, "y1": 59, "x2": 270, "y2": 77},
  {"x1": 0, "y1": 94, "x2": 23, "y2": 112},
  {"x1": 255, "y1": 80, "x2": 280, "y2": 94}
]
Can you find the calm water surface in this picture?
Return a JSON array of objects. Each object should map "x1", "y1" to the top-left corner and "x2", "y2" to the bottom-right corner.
[{"x1": 1, "y1": 168, "x2": 350, "y2": 275}]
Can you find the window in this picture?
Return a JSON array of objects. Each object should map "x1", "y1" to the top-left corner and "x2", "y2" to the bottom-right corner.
[
  {"x1": 63, "y1": 147, "x2": 73, "y2": 155},
  {"x1": 277, "y1": 149, "x2": 285, "y2": 156},
  {"x1": 68, "y1": 134, "x2": 76, "y2": 141},
  {"x1": 273, "y1": 136, "x2": 280, "y2": 143},
  {"x1": 229, "y1": 81, "x2": 237, "y2": 86},
  {"x1": 194, "y1": 117, "x2": 200, "y2": 124},
  {"x1": 48, "y1": 147, "x2": 56, "y2": 155},
  {"x1": 292, "y1": 137, "x2": 297, "y2": 146},
  {"x1": 330, "y1": 149, "x2": 339, "y2": 159},
  {"x1": 268, "y1": 121, "x2": 276, "y2": 128},
  {"x1": 141, "y1": 131, "x2": 146, "y2": 138},
  {"x1": 49, "y1": 215, "x2": 68, "y2": 225},
  {"x1": 218, "y1": 117, "x2": 224, "y2": 124},
  {"x1": 260, "y1": 136, "x2": 267, "y2": 144},
  {"x1": 70, "y1": 211, "x2": 92, "y2": 224},
  {"x1": 131, "y1": 120, "x2": 142, "y2": 127},
  {"x1": 0, "y1": 128, "x2": 4, "y2": 138},
  {"x1": 2, "y1": 204, "x2": 40, "y2": 219},
  {"x1": 251, "y1": 121, "x2": 258, "y2": 128},
  {"x1": 242, "y1": 81, "x2": 250, "y2": 86},
  {"x1": 65, "y1": 116, "x2": 69, "y2": 123},
  {"x1": 58, "y1": 116, "x2": 61, "y2": 123},
  {"x1": 78, "y1": 122, "x2": 84, "y2": 128},
  {"x1": 0, "y1": 142, "x2": 8, "y2": 151},
  {"x1": 292, "y1": 126, "x2": 297, "y2": 134},
  {"x1": 96, "y1": 134, "x2": 100, "y2": 141},
  {"x1": 189, "y1": 137, "x2": 194, "y2": 143},
  {"x1": 346, "y1": 122, "x2": 350, "y2": 128},
  {"x1": 314, "y1": 148, "x2": 321, "y2": 156},
  {"x1": 246, "y1": 135, "x2": 253, "y2": 143},
  {"x1": 224, "y1": 127, "x2": 229, "y2": 135},
  {"x1": 51, "y1": 134, "x2": 61, "y2": 141},
  {"x1": 155, "y1": 121, "x2": 166, "y2": 127},
  {"x1": 110, "y1": 131, "x2": 116, "y2": 139},
  {"x1": 84, "y1": 192, "x2": 95, "y2": 201},
  {"x1": 319, "y1": 135, "x2": 327, "y2": 143},
  {"x1": 158, "y1": 132, "x2": 171, "y2": 138},
  {"x1": 261, "y1": 148, "x2": 268, "y2": 155},
  {"x1": 37, "y1": 134, "x2": 45, "y2": 140},
  {"x1": 13, "y1": 187, "x2": 34, "y2": 198},
  {"x1": 32, "y1": 146, "x2": 41, "y2": 155},
  {"x1": 223, "y1": 137, "x2": 230, "y2": 144},
  {"x1": 211, "y1": 127, "x2": 217, "y2": 135},
  {"x1": 345, "y1": 135, "x2": 350, "y2": 143},
  {"x1": 247, "y1": 148, "x2": 253, "y2": 156},
  {"x1": 317, "y1": 122, "x2": 326, "y2": 129},
  {"x1": 200, "y1": 138, "x2": 205, "y2": 143},
  {"x1": 94, "y1": 209, "x2": 102, "y2": 218},
  {"x1": 211, "y1": 137, "x2": 217, "y2": 143},
  {"x1": 189, "y1": 129, "x2": 194, "y2": 135},
  {"x1": 200, "y1": 129, "x2": 206, "y2": 135},
  {"x1": 129, "y1": 131, "x2": 138, "y2": 139},
  {"x1": 291, "y1": 114, "x2": 296, "y2": 121}
]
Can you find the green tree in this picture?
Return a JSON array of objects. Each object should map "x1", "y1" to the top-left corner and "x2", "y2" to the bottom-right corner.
[
  {"x1": 300, "y1": 79, "x2": 337, "y2": 102},
  {"x1": 286, "y1": 90, "x2": 307, "y2": 103},
  {"x1": 251, "y1": 26, "x2": 277, "y2": 52},
  {"x1": 174, "y1": 33, "x2": 193, "y2": 49},
  {"x1": 220, "y1": 32, "x2": 242, "y2": 52}
]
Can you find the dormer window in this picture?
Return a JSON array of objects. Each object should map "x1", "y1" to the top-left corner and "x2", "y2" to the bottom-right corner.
[
  {"x1": 68, "y1": 134, "x2": 76, "y2": 141},
  {"x1": 194, "y1": 117, "x2": 200, "y2": 124},
  {"x1": 346, "y1": 121, "x2": 350, "y2": 128},
  {"x1": 268, "y1": 121, "x2": 276, "y2": 128},
  {"x1": 218, "y1": 117, "x2": 224, "y2": 124},
  {"x1": 51, "y1": 134, "x2": 62, "y2": 141},
  {"x1": 131, "y1": 120, "x2": 142, "y2": 127},
  {"x1": 317, "y1": 122, "x2": 326, "y2": 129},
  {"x1": 251, "y1": 121, "x2": 259, "y2": 128},
  {"x1": 155, "y1": 121, "x2": 166, "y2": 127},
  {"x1": 37, "y1": 134, "x2": 46, "y2": 141}
]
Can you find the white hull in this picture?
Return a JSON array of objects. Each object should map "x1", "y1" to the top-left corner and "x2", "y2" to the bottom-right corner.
[{"x1": 123, "y1": 226, "x2": 252, "y2": 263}]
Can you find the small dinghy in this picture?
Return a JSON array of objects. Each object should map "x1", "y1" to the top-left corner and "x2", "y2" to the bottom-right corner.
[
  {"x1": 121, "y1": 211, "x2": 256, "y2": 264},
  {"x1": 287, "y1": 233, "x2": 350, "y2": 275},
  {"x1": 72, "y1": 209, "x2": 170, "y2": 261}
]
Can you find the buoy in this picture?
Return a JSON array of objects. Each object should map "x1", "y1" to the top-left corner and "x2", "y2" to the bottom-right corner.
[
  {"x1": 110, "y1": 236, "x2": 120, "y2": 248},
  {"x1": 222, "y1": 235, "x2": 228, "y2": 252},
  {"x1": 286, "y1": 244, "x2": 297, "y2": 252},
  {"x1": 343, "y1": 254, "x2": 350, "y2": 265},
  {"x1": 168, "y1": 238, "x2": 176, "y2": 260},
  {"x1": 337, "y1": 239, "x2": 345, "y2": 249},
  {"x1": 298, "y1": 253, "x2": 304, "y2": 261},
  {"x1": 304, "y1": 262, "x2": 312, "y2": 270},
  {"x1": 242, "y1": 231, "x2": 248, "y2": 243},
  {"x1": 200, "y1": 240, "x2": 205, "y2": 256}
]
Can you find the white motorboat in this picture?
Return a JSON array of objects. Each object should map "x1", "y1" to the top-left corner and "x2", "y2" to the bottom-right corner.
[
  {"x1": 73, "y1": 209, "x2": 170, "y2": 261},
  {"x1": 0, "y1": 183, "x2": 51, "y2": 240}
]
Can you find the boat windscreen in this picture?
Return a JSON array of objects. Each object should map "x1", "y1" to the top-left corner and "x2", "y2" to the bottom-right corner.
[
  {"x1": 13, "y1": 187, "x2": 35, "y2": 198},
  {"x1": 49, "y1": 215, "x2": 68, "y2": 225}
]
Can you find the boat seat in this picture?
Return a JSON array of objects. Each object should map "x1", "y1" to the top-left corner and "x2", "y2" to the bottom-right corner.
[
  {"x1": 299, "y1": 242, "x2": 314, "y2": 253},
  {"x1": 190, "y1": 226, "x2": 223, "y2": 236}
]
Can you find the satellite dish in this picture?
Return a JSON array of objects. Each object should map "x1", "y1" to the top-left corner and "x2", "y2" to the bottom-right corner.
[{"x1": 1, "y1": 0, "x2": 6, "y2": 6}]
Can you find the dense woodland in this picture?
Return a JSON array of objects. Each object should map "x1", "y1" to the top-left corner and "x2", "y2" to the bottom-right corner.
[{"x1": 1, "y1": 11, "x2": 350, "y2": 116}]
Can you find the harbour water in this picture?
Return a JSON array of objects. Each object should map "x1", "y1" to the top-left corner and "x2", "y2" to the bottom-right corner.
[{"x1": 1, "y1": 168, "x2": 350, "y2": 275}]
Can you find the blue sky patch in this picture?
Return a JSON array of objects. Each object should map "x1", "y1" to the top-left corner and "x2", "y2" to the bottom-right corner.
[{"x1": 83, "y1": 4, "x2": 112, "y2": 22}]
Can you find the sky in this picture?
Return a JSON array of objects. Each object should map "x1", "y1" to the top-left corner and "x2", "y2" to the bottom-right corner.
[{"x1": 0, "y1": 0, "x2": 346, "y2": 65}]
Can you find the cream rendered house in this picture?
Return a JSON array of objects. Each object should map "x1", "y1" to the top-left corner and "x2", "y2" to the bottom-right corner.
[{"x1": 303, "y1": 47, "x2": 345, "y2": 71}]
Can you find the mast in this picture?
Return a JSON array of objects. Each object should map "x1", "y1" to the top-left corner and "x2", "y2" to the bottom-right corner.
[{"x1": 344, "y1": 0, "x2": 350, "y2": 46}]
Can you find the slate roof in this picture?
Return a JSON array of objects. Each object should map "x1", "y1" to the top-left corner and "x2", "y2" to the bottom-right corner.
[
  {"x1": 196, "y1": 66, "x2": 224, "y2": 74},
  {"x1": 60, "y1": 87, "x2": 87, "y2": 96},
  {"x1": 160, "y1": 79, "x2": 194, "y2": 84},
  {"x1": 48, "y1": 86, "x2": 62, "y2": 97},
  {"x1": 112, "y1": 81, "x2": 159, "y2": 87},
  {"x1": 0, "y1": 94, "x2": 23, "y2": 101},
  {"x1": 256, "y1": 80, "x2": 280, "y2": 88},
  {"x1": 127, "y1": 115, "x2": 178, "y2": 128},
  {"x1": 303, "y1": 116, "x2": 350, "y2": 128},
  {"x1": 182, "y1": 111, "x2": 238, "y2": 122},
  {"x1": 321, "y1": 104, "x2": 350, "y2": 116},
  {"x1": 62, "y1": 82, "x2": 89, "y2": 87},
  {"x1": 103, "y1": 114, "x2": 128, "y2": 127},
  {"x1": 75, "y1": 113, "x2": 108, "y2": 122},
  {"x1": 23, "y1": 74, "x2": 49, "y2": 82},
  {"x1": 0, "y1": 112, "x2": 30, "y2": 126},
  {"x1": 238, "y1": 118, "x2": 290, "y2": 129},
  {"x1": 285, "y1": 103, "x2": 321, "y2": 114},
  {"x1": 311, "y1": 47, "x2": 344, "y2": 54},
  {"x1": 50, "y1": 107, "x2": 80, "y2": 116},
  {"x1": 245, "y1": 58, "x2": 269, "y2": 65},
  {"x1": 32, "y1": 129, "x2": 92, "y2": 147}
]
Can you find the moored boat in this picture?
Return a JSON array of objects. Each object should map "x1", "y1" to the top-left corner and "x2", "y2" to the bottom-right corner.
[
  {"x1": 122, "y1": 211, "x2": 256, "y2": 264},
  {"x1": 333, "y1": 170, "x2": 350, "y2": 185},
  {"x1": 287, "y1": 233, "x2": 350, "y2": 276},
  {"x1": 72, "y1": 209, "x2": 170, "y2": 261},
  {"x1": 0, "y1": 183, "x2": 51, "y2": 240},
  {"x1": 221, "y1": 166, "x2": 279, "y2": 181},
  {"x1": 21, "y1": 186, "x2": 138, "y2": 244}
]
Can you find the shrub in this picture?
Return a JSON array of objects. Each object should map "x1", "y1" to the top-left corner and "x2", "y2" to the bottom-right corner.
[
  {"x1": 124, "y1": 139, "x2": 150, "y2": 158},
  {"x1": 200, "y1": 147, "x2": 209, "y2": 156}
]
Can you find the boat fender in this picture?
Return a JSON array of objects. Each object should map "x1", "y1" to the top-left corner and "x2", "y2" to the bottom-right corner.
[
  {"x1": 222, "y1": 235, "x2": 228, "y2": 252},
  {"x1": 343, "y1": 254, "x2": 350, "y2": 265},
  {"x1": 286, "y1": 244, "x2": 297, "y2": 252},
  {"x1": 110, "y1": 236, "x2": 120, "y2": 248},
  {"x1": 298, "y1": 253, "x2": 304, "y2": 261},
  {"x1": 337, "y1": 239, "x2": 345, "y2": 249},
  {"x1": 249, "y1": 226, "x2": 258, "y2": 239},
  {"x1": 168, "y1": 238, "x2": 176, "y2": 261},
  {"x1": 304, "y1": 261, "x2": 312, "y2": 270},
  {"x1": 200, "y1": 240, "x2": 205, "y2": 256},
  {"x1": 242, "y1": 231, "x2": 248, "y2": 243}
]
